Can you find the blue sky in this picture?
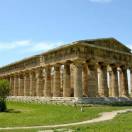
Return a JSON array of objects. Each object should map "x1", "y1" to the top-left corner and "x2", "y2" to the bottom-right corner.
[{"x1": 0, "y1": 0, "x2": 132, "y2": 66}]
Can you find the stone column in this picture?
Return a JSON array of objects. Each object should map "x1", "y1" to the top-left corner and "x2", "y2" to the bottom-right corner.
[
  {"x1": 87, "y1": 63, "x2": 98, "y2": 97},
  {"x1": 36, "y1": 68, "x2": 44, "y2": 96},
  {"x1": 70, "y1": 65, "x2": 74, "y2": 97},
  {"x1": 63, "y1": 62, "x2": 71, "y2": 97},
  {"x1": 18, "y1": 73, "x2": 24, "y2": 96},
  {"x1": 82, "y1": 64, "x2": 88, "y2": 97},
  {"x1": 130, "y1": 68, "x2": 132, "y2": 97},
  {"x1": 53, "y1": 64, "x2": 61, "y2": 97},
  {"x1": 9, "y1": 76, "x2": 14, "y2": 96},
  {"x1": 14, "y1": 74, "x2": 19, "y2": 96},
  {"x1": 98, "y1": 63, "x2": 108, "y2": 97},
  {"x1": 29, "y1": 71, "x2": 36, "y2": 96},
  {"x1": 119, "y1": 66, "x2": 129, "y2": 97},
  {"x1": 109, "y1": 65, "x2": 119, "y2": 97},
  {"x1": 10, "y1": 76, "x2": 14, "y2": 96},
  {"x1": 24, "y1": 72, "x2": 30, "y2": 96},
  {"x1": 108, "y1": 71, "x2": 112, "y2": 97},
  {"x1": 44, "y1": 66, "x2": 52, "y2": 97},
  {"x1": 74, "y1": 61, "x2": 83, "y2": 98}
]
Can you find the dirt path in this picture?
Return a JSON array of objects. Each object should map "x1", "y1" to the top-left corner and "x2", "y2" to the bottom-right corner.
[{"x1": 0, "y1": 109, "x2": 132, "y2": 131}]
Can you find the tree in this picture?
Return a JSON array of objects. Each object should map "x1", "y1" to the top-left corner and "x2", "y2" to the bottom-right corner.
[{"x1": 0, "y1": 79, "x2": 10, "y2": 112}]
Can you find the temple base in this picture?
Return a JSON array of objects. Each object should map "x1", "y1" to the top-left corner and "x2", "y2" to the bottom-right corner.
[{"x1": 7, "y1": 96, "x2": 132, "y2": 105}]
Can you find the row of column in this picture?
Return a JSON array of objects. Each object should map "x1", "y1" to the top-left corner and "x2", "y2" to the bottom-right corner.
[{"x1": 2, "y1": 61, "x2": 132, "y2": 98}]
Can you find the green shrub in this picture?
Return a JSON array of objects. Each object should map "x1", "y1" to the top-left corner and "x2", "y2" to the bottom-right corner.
[{"x1": 0, "y1": 79, "x2": 10, "y2": 112}]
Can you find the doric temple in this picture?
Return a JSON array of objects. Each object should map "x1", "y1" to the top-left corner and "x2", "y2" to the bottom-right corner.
[{"x1": 0, "y1": 38, "x2": 132, "y2": 103}]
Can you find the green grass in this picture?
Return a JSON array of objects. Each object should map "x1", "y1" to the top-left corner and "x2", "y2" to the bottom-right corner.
[
  {"x1": 0, "y1": 101, "x2": 132, "y2": 132},
  {"x1": 72, "y1": 111, "x2": 132, "y2": 132}
]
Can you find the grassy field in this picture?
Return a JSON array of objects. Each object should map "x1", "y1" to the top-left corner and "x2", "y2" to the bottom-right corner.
[
  {"x1": 72, "y1": 111, "x2": 132, "y2": 132},
  {"x1": 0, "y1": 101, "x2": 132, "y2": 132}
]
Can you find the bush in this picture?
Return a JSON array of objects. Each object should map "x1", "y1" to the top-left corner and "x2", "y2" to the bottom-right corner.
[{"x1": 0, "y1": 79, "x2": 10, "y2": 112}]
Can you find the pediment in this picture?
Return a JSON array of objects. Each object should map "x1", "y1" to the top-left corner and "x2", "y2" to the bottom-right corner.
[{"x1": 77, "y1": 38, "x2": 131, "y2": 53}]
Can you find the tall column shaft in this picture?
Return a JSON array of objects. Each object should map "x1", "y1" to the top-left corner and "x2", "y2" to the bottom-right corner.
[
  {"x1": 24, "y1": 73, "x2": 30, "y2": 96},
  {"x1": 109, "y1": 66, "x2": 119, "y2": 97},
  {"x1": 36, "y1": 68, "x2": 44, "y2": 96},
  {"x1": 18, "y1": 74, "x2": 24, "y2": 96},
  {"x1": 82, "y1": 64, "x2": 88, "y2": 97},
  {"x1": 9, "y1": 76, "x2": 14, "y2": 96},
  {"x1": 119, "y1": 66, "x2": 129, "y2": 97},
  {"x1": 70, "y1": 65, "x2": 74, "y2": 97},
  {"x1": 98, "y1": 64, "x2": 108, "y2": 97},
  {"x1": 87, "y1": 64, "x2": 98, "y2": 97},
  {"x1": 29, "y1": 72, "x2": 36, "y2": 96},
  {"x1": 130, "y1": 69, "x2": 132, "y2": 97},
  {"x1": 63, "y1": 63, "x2": 71, "y2": 97},
  {"x1": 108, "y1": 71, "x2": 112, "y2": 97},
  {"x1": 44, "y1": 66, "x2": 52, "y2": 97},
  {"x1": 14, "y1": 75, "x2": 19, "y2": 96},
  {"x1": 74, "y1": 62, "x2": 83, "y2": 98},
  {"x1": 53, "y1": 64, "x2": 61, "y2": 97}
]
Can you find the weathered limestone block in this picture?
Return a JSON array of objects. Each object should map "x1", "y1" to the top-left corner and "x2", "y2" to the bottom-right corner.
[
  {"x1": 98, "y1": 63, "x2": 108, "y2": 97},
  {"x1": 63, "y1": 62, "x2": 71, "y2": 97},
  {"x1": 53, "y1": 64, "x2": 61, "y2": 97},
  {"x1": 44, "y1": 66, "x2": 52, "y2": 97},
  {"x1": 74, "y1": 61, "x2": 83, "y2": 98},
  {"x1": 119, "y1": 66, "x2": 129, "y2": 97}
]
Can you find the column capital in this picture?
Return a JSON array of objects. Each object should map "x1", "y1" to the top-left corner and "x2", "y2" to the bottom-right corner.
[
  {"x1": 45, "y1": 65, "x2": 51, "y2": 71},
  {"x1": 98, "y1": 62, "x2": 107, "y2": 66},
  {"x1": 63, "y1": 61, "x2": 71, "y2": 66},
  {"x1": 73, "y1": 59, "x2": 86, "y2": 65},
  {"x1": 54, "y1": 63, "x2": 61, "y2": 71},
  {"x1": 35, "y1": 67, "x2": 43, "y2": 78},
  {"x1": 108, "y1": 64, "x2": 118, "y2": 72}
]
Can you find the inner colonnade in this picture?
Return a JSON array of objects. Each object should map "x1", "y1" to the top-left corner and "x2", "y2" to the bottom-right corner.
[{"x1": 0, "y1": 38, "x2": 132, "y2": 100}]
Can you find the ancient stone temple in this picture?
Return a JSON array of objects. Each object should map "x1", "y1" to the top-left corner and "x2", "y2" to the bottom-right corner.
[{"x1": 0, "y1": 38, "x2": 132, "y2": 103}]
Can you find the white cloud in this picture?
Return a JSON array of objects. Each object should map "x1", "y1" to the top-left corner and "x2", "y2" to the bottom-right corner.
[
  {"x1": 0, "y1": 40, "x2": 32, "y2": 50},
  {"x1": 89, "y1": 0, "x2": 112, "y2": 3},
  {"x1": 28, "y1": 41, "x2": 63, "y2": 52},
  {"x1": 0, "y1": 40, "x2": 63, "y2": 53}
]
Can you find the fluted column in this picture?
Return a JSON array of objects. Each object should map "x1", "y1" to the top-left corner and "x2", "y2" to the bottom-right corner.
[
  {"x1": 9, "y1": 76, "x2": 14, "y2": 96},
  {"x1": 98, "y1": 63, "x2": 108, "y2": 97},
  {"x1": 87, "y1": 63, "x2": 98, "y2": 97},
  {"x1": 53, "y1": 64, "x2": 61, "y2": 97},
  {"x1": 119, "y1": 66, "x2": 129, "y2": 97},
  {"x1": 108, "y1": 71, "x2": 112, "y2": 97},
  {"x1": 14, "y1": 74, "x2": 19, "y2": 96},
  {"x1": 70, "y1": 65, "x2": 74, "y2": 97},
  {"x1": 130, "y1": 68, "x2": 132, "y2": 97},
  {"x1": 63, "y1": 62, "x2": 71, "y2": 97},
  {"x1": 29, "y1": 71, "x2": 36, "y2": 96},
  {"x1": 18, "y1": 73, "x2": 24, "y2": 96},
  {"x1": 24, "y1": 72, "x2": 30, "y2": 96},
  {"x1": 36, "y1": 68, "x2": 44, "y2": 96},
  {"x1": 74, "y1": 61, "x2": 83, "y2": 98},
  {"x1": 44, "y1": 66, "x2": 52, "y2": 97},
  {"x1": 82, "y1": 64, "x2": 88, "y2": 97},
  {"x1": 109, "y1": 65, "x2": 119, "y2": 97}
]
